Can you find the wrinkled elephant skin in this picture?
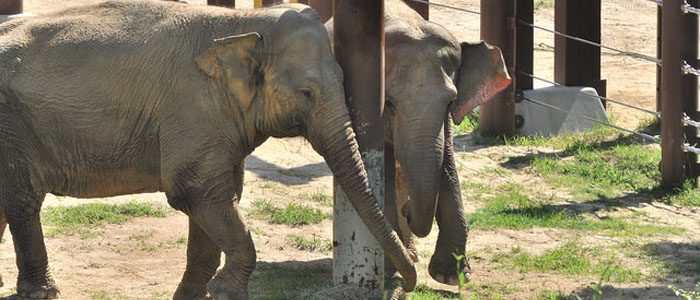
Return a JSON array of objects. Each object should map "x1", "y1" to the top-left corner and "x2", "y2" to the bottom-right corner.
[{"x1": 0, "y1": 1, "x2": 416, "y2": 298}]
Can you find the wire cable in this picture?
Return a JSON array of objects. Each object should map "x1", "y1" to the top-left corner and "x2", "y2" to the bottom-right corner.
[
  {"x1": 404, "y1": 0, "x2": 480, "y2": 15},
  {"x1": 517, "y1": 20, "x2": 662, "y2": 65},
  {"x1": 647, "y1": 0, "x2": 700, "y2": 15},
  {"x1": 519, "y1": 96, "x2": 661, "y2": 143},
  {"x1": 683, "y1": 61, "x2": 700, "y2": 76},
  {"x1": 518, "y1": 71, "x2": 662, "y2": 117}
]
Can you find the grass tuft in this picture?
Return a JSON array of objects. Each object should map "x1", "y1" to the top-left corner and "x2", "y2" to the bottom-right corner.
[
  {"x1": 42, "y1": 202, "x2": 168, "y2": 237},
  {"x1": 249, "y1": 199, "x2": 328, "y2": 226},
  {"x1": 287, "y1": 234, "x2": 333, "y2": 252}
]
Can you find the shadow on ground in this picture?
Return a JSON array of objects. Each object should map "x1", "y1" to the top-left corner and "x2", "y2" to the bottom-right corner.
[{"x1": 245, "y1": 155, "x2": 331, "y2": 186}]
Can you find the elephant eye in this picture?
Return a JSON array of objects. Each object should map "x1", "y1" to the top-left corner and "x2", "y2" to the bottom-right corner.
[{"x1": 298, "y1": 89, "x2": 313, "y2": 101}]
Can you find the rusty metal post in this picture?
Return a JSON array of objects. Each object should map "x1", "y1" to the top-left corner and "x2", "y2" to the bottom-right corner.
[
  {"x1": 479, "y1": 0, "x2": 515, "y2": 136},
  {"x1": 554, "y1": 0, "x2": 607, "y2": 102},
  {"x1": 657, "y1": 6, "x2": 663, "y2": 111},
  {"x1": 402, "y1": 0, "x2": 428, "y2": 20},
  {"x1": 332, "y1": 0, "x2": 385, "y2": 297},
  {"x1": 661, "y1": 0, "x2": 698, "y2": 187},
  {"x1": 304, "y1": 0, "x2": 333, "y2": 23},
  {"x1": 0, "y1": 0, "x2": 22, "y2": 14},
  {"x1": 254, "y1": 0, "x2": 283, "y2": 8},
  {"x1": 514, "y1": 0, "x2": 533, "y2": 131},
  {"x1": 207, "y1": 0, "x2": 234, "y2": 8}
]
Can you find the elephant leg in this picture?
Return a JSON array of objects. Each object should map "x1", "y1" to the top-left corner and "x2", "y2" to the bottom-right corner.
[
  {"x1": 174, "y1": 165, "x2": 241, "y2": 300},
  {"x1": 428, "y1": 120, "x2": 470, "y2": 286},
  {"x1": 186, "y1": 202, "x2": 255, "y2": 300},
  {"x1": 173, "y1": 218, "x2": 222, "y2": 300},
  {"x1": 4, "y1": 187, "x2": 59, "y2": 299},
  {"x1": 0, "y1": 207, "x2": 5, "y2": 288},
  {"x1": 394, "y1": 164, "x2": 418, "y2": 262}
]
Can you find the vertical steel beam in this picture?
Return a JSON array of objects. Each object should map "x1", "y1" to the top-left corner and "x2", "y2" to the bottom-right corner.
[
  {"x1": 402, "y1": 0, "x2": 428, "y2": 20},
  {"x1": 514, "y1": 0, "x2": 533, "y2": 130},
  {"x1": 0, "y1": 0, "x2": 22, "y2": 14},
  {"x1": 554, "y1": 0, "x2": 607, "y2": 101},
  {"x1": 656, "y1": 6, "x2": 663, "y2": 111},
  {"x1": 332, "y1": 0, "x2": 385, "y2": 297},
  {"x1": 207, "y1": 0, "x2": 235, "y2": 8},
  {"x1": 480, "y1": 0, "x2": 515, "y2": 136},
  {"x1": 305, "y1": 0, "x2": 333, "y2": 23},
  {"x1": 661, "y1": 0, "x2": 697, "y2": 187}
]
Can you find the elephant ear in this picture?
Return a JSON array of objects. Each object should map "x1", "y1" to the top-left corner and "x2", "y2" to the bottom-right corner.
[
  {"x1": 195, "y1": 32, "x2": 263, "y2": 110},
  {"x1": 451, "y1": 41, "x2": 512, "y2": 125}
]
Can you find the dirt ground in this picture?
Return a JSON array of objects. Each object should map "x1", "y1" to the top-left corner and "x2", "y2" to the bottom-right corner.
[{"x1": 0, "y1": 0, "x2": 693, "y2": 299}]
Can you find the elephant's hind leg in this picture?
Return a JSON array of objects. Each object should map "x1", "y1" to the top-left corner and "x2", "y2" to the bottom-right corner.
[
  {"x1": 173, "y1": 218, "x2": 222, "y2": 300},
  {"x1": 3, "y1": 185, "x2": 59, "y2": 298}
]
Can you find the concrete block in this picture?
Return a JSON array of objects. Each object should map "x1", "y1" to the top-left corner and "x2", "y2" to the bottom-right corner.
[{"x1": 515, "y1": 86, "x2": 608, "y2": 136}]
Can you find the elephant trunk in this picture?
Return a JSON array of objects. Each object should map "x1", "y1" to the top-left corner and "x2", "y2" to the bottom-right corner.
[
  {"x1": 305, "y1": 105, "x2": 417, "y2": 291},
  {"x1": 395, "y1": 122, "x2": 445, "y2": 238}
]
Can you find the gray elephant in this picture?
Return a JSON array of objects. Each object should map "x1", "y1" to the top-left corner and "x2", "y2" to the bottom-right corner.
[
  {"x1": 0, "y1": 1, "x2": 417, "y2": 299},
  {"x1": 327, "y1": 0, "x2": 511, "y2": 286}
]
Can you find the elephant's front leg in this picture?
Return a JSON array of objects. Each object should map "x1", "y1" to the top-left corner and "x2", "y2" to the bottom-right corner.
[
  {"x1": 3, "y1": 189, "x2": 60, "y2": 298},
  {"x1": 173, "y1": 166, "x2": 243, "y2": 300},
  {"x1": 188, "y1": 202, "x2": 255, "y2": 300},
  {"x1": 428, "y1": 120, "x2": 470, "y2": 286},
  {"x1": 173, "y1": 218, "x2": 222, "y2": 300}
]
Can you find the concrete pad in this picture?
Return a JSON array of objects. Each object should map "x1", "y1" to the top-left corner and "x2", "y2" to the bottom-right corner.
[
  {"x1": 0, "y1": 13, "x2": 36, "y2": 23},
  {"x1": 515, "y1": 86, "x2": 609, "y2": 137}
]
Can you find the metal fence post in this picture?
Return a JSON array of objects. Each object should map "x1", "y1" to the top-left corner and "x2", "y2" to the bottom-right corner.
[
  {"x1": 332, "y1": 0, "x2": 386, "y2": 298},
  {"x1": 480, "y1": 0, "x2": 516, "y2": 136},
  {"x1": 254, "y1": 0, "x2": 283, "y2": 8},
  {"x1": 402, "y1": 0, "x2": 428, "y2": 20},
  {"x1": 0, "y1": 0, "x2": 22, "y2": 14},
  {"x1": 207, "y1": 0, "x2": 234, "y2": 8},
  {"x1": 661, "y1": 0, "x2": 698, "y2": 187},
  {"x1": 554, "y1": 0, "x2": 607, "y2": 102}
]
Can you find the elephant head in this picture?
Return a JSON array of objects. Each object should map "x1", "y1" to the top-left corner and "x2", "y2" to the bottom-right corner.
[
  {"x1": 195, "y1": 6, "x2": 417, "y2": 290},
  {"x1": 384, "y1": 28, "x2": 511, "y2": 238}
]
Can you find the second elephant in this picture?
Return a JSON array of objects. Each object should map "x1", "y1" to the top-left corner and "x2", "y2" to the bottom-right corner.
[{"x1": 327, "y1": 0, "x2": 512, "y2": 286}]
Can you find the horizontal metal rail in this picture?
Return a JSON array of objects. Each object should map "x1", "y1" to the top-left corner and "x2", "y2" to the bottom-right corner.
[
  {"x1": 518, "y1": 20, "x2": 662, "y2": 65},
  {"x1": 404, "y1": 0, "x2": 480, "y2": 15},
  {"x1": 649, "y1": 0, "x2": 700, "y2": 15},
  {"x1": 683, "y1": 61, "x2": 700, "y2": 76}
]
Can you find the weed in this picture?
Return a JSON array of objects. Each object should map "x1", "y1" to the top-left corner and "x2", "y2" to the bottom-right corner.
[
  {"x1": 287, "y1": 234, "x2": 333, "y2": 252},
  {"x1": 535, "y1": 0, "x2": 554, "y2": 10},
  {"x1": 249, "y1": 199, "x2": 328, "y2": 225},
  {"x1": 42, "y1": 202, "x2": 168, "y2": 237},
  {"x1": 664, "y1": 180, "x2": 700, "y2": 206},
  {"x1": 302, "y1": 191, "x2": 332, "y2": 203},
  {"x1": 454, "y1": 111, "x2": 480, "y2": 135}
]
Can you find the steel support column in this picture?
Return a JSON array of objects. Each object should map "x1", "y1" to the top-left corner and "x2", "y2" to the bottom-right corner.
[
  {"x1": 332, "y1": 0, "x2": 386, "y2": 297},
  {"x1": 0, "y1": 0, "x2": 22, "y2": 14},
  {"x1": 661, "y1": 0, "x2": 698, "y2": 187},
  {"x1": 402, "y1": 0, "x2": 428, "y2": 20},
  {"x1": 554, "y1": 0, "x2": 607, "y2": 101},
  {"x1": 207, "y1": 0, "x2": 235, "y2": 8},
  {"x1": 480, "y1": 0, "x2": 516, "y2": 136}
]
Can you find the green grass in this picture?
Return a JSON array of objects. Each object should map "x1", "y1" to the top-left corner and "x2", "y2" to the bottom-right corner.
[
  {"x1": 493, "y1": 241, "x2": 643, "y2": 283},
  {"x1": 467, "y1": 183, "x2": 684, "y2": 237},
  {"x1": 42, "y1": 202, "x2": 168, "y2": 237},
  {"x1": 302, "y1": 191, "x2": 332, "y2": 203},
  {"x1": 454, "y1": 111, "x2": 480, "y2": 135},
  {"x1": 664, "y1": 180, "x2": 700, "y2": 206},
  {"x1": 248, "y1": 263, "x2": 332, "y2": 299},
  {"x1": 249, "y1": 199, "x2": 328, "y2": 226},
  {"x1": 287, "y1": 234, "x2": 333, "y2": 252}
]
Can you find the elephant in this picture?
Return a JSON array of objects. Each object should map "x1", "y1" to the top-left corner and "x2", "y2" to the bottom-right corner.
[
  {"x1": 0, "y1": 1, "x2": 417, "y2": 299},
  {"x1": 327, "y1": 0, "x2": 512, "y2": 287}
]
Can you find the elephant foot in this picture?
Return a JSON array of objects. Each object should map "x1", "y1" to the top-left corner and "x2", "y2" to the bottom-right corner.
[
  {"x1": 173, "y1": 285, "x2": 211, "y2": 300},
  {"x1": 428, "y1": 252, "x2": 471, "y2": 286},
  {"x1": 385, "y1": 274, "x2": 407, "y2": 300},
  {"x1": 206, "y1": 270, "x2": 248, "y2": 300},
  {"x1": 17, "y1": 277, "x2": 60, "y2": 299}
]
